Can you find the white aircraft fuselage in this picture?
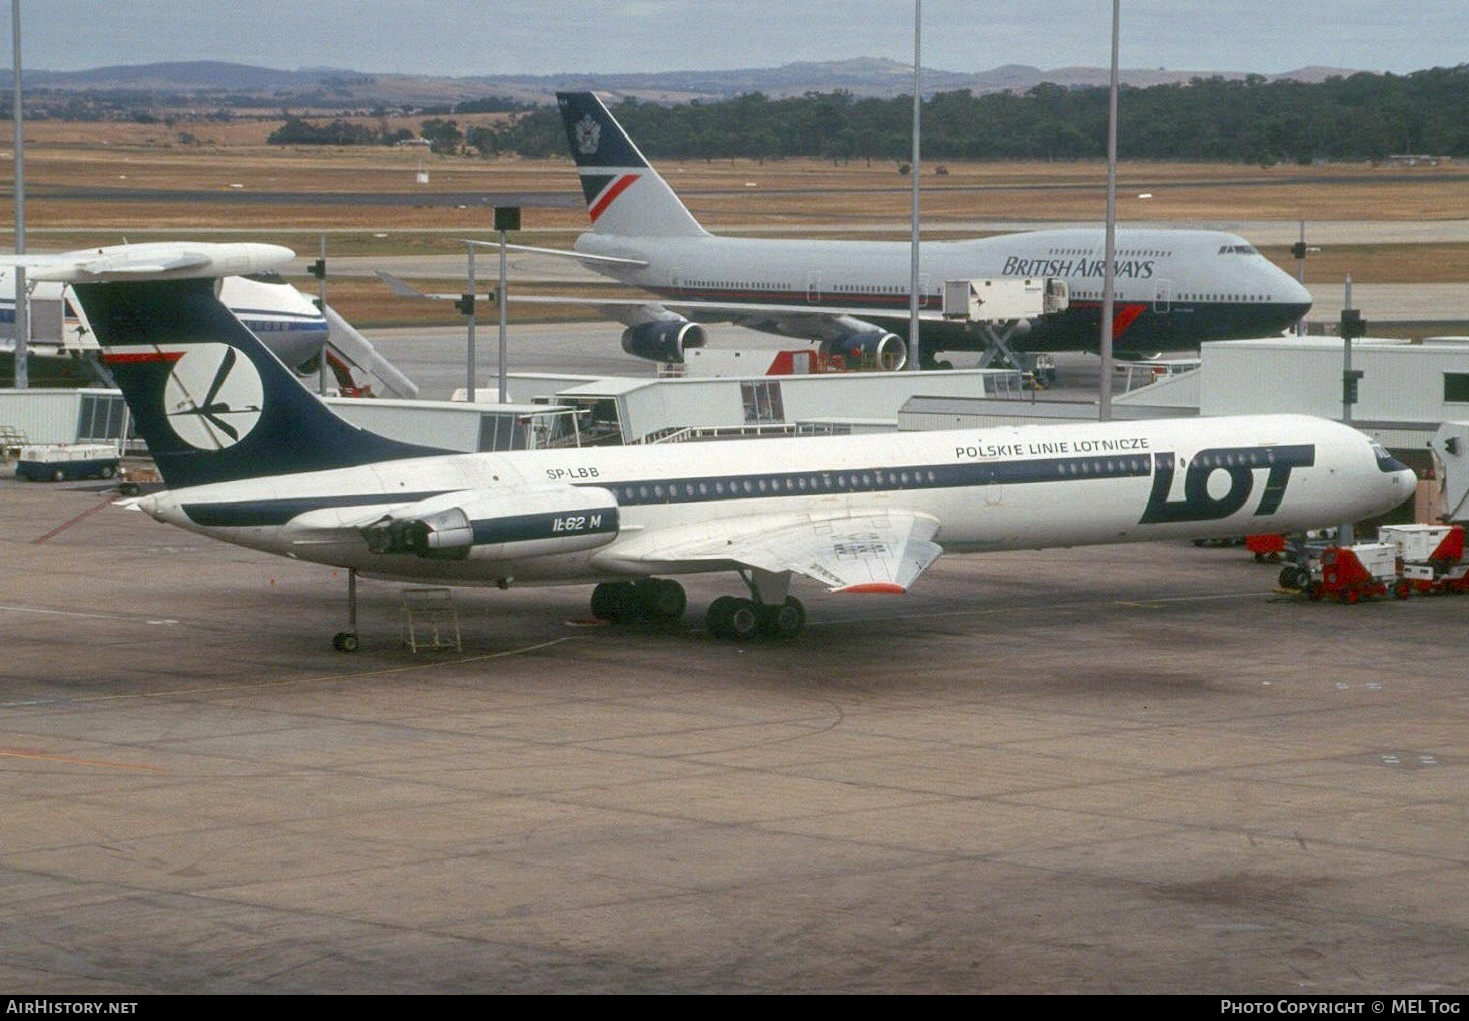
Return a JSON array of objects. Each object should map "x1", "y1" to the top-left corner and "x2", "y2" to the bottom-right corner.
[
  {"x1": 137, "y1": 413, "x2": 1410, "y2": 588},
  {"x1": 553, "y1": 91, "x2": 1312, "y2": 366},
  {"x1": 56, "y1": 243, "x2": 1410, "y2": 646},
  {"x1": 574, "y1": 227, "x2": 1310, "y2": 355}
]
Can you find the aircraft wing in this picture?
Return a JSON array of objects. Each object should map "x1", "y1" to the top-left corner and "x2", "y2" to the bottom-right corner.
[
  {"x1": 375, "y1": 275, "x2": 950, "y2": 325},
  {"x1": 461, "y1": 239, "x2": 650, "y2": 268},
  {"x1": 606, "y1": 509, "x2": 943, "y2": 593},
  {"x1": 506, "y1": 294, "x2": 956, "y2": 324}
]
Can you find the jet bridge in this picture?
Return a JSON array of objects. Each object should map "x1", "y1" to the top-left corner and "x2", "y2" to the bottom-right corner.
[
  {"x1": 1430, "y1": 422, "x2": 1469, "y2": 523},
  {"x1": 942, "y1": 277, "x2": 1068, "y2": 382}
]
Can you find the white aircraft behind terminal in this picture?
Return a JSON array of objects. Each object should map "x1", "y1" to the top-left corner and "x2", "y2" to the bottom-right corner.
[
  {"x1": 506, "y1": 91, "x2": 1313, "y2": 369},
  {"x1": 55, "y1": 242, "x2": 1410, "y2": 650},
  {"x1": 0, "y1": 243, "x2": 415, "y2": 397}
]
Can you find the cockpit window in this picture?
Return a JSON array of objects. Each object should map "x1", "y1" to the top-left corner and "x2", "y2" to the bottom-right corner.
[
  {"x1": 1217, "y1": 244, "x2": 1259, "y2": 256},
  {"x1": 1373, "y1": 443, "x2": 1411, "y2": 474}
]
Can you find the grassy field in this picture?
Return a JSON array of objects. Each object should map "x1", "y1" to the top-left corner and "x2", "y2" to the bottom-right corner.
[{"x1": 2, "y1": 118, "x2": 1466, "y2": 327}]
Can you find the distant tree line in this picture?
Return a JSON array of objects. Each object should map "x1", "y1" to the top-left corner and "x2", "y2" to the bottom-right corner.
[
  {"x1": 488, "y1": 66, "x2": 1469, "y2": 164},
  {"x1": 256, "y1": 67, "x2": 1469, "y2": 163},
  {"x1": 266, "y1": 116, "x2": 412, "y2": 146}
]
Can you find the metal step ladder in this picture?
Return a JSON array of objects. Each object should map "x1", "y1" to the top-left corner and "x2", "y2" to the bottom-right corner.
[{"x1": 400, "y1": 586, "x2": 461, "y2": 652}]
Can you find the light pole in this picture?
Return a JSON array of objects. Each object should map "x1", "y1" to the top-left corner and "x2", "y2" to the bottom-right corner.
[
  {"x1": 907, "y1": 0, "x2": 922, "y2": 371},
  {"x1": 1099, "y1": 0, "x2": 1120, "y2": 421},
  {"x1": 11, "y1": 0, "x2": 26, "y2": 389}
]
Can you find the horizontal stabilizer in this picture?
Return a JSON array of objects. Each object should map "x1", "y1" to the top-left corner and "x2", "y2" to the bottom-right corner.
[{"x1": 3, "y1": 242, "x2": 295, "y2": 283}]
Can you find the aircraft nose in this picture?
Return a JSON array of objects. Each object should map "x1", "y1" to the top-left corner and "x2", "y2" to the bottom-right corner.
[
  {"x1": 1282, "y1": 274, "x2": 1312, "y2": 307},
  {"x1": 1372, "y1": 444, "x2": 1418, "y2": 505}
]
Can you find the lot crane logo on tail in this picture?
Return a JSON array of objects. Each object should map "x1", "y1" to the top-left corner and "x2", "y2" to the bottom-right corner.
[{"x1": 163, "y1": 342, "x2": 264, "y2": 449}]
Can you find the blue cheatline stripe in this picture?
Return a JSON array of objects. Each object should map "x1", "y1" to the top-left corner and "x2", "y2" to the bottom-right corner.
[
  {"x1": 179, "y1": 453, "x2": 1161, "y2": 528},
  {"x1": 177, "y1": 442, "x2": 1320, "y2": 531}
]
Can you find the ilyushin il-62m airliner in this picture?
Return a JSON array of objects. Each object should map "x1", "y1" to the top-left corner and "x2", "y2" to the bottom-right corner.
[
  {"x1": 533, "y1": 91, "x2": 1312, "y2": 369},
  {"x1": 48, "y1": 242, "x2": 1410, "y2": 650}
]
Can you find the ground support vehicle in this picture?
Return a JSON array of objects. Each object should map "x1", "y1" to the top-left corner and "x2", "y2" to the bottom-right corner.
[
  {"x1": 1379, "y1": 524, "x2": 1469, "y2": 595},
  {"x1": 1279, "y1": 542, "x2": 1401, "y2": 604},
  {"x1": 14, "y1": 443, "x2": 119, "y2": 482},
  {"x1": 1245, "y1": 533, "x2": 1287, "y2": 562}
]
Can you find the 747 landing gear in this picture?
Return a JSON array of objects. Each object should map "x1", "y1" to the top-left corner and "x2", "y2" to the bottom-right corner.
[{"x1": 589, "y1": 578, "x2": 687, "y2": 624}]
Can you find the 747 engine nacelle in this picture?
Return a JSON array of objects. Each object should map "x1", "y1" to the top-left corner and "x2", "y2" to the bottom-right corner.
[
  {"x1": 363, "y1": 486, "x2": 619, "y2": 561},
  {"x1": 620, "y1": 319, "x2": 708, "y2": 364},
  {"x1": 815, "y1": 318, "x2": 907, "y2": 371}
]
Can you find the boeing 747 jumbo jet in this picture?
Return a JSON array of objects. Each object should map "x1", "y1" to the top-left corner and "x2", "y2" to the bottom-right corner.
[
  {"x1": 538, "y1": 91, "x2": 1312, "y2": 369},
  {"x1": 59, "y1": 244, "x2": 1407, "y2": 650}
]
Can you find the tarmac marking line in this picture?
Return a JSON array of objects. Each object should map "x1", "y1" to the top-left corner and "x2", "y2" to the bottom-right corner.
[
  {"x1": 0, "y1": 748, "x2": 167, "y2": 772},
  {"x1": 30, "y1": 497, "x2": 118, "y2": 545}
]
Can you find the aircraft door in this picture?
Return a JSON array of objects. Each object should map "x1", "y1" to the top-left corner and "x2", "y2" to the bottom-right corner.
[
  {"x1": 1153, "y1": 279, "x2": 1172, "y2": 314},
  {"x1": 805, "y1": 271, "x2": 822, "y2": 304}
]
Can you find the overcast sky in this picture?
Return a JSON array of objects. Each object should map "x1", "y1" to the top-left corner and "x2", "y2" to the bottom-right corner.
[{"x1": 7, "y1": 1, "x2": 1461, "y2": 78}]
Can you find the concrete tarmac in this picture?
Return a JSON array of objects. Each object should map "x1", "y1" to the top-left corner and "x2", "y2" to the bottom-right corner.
[{"x1": 2, "y1": 470, "x2": 1468, "y2": 993}]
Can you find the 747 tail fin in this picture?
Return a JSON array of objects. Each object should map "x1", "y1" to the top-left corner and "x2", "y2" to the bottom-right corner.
[{"x1": 556, "y1": 91, "x2": 708, "y2": 239}]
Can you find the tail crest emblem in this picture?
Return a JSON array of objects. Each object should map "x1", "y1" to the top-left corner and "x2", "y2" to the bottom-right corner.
[
  {"x1": 574, "y1": 115, "x2": 601, "y2": 155},
  {"x1": 164, "y1": 343, "x2": 264, "y2": 449}
]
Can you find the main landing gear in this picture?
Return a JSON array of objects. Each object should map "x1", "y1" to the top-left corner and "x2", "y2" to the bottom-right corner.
[
  {"x1": 589, "y1": 578, "x2": 688, "y2": 624},
  {"x1": 704, "y1": 594, "x2": 805, "y2": 641},
  {"x1": 590, "y1": 570, "x2": 806, "y2": 641}
]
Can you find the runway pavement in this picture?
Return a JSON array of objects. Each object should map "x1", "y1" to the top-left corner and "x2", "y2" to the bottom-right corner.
[{"x1": 2, "y1": 455, "x2": 1467, "y2": 992}]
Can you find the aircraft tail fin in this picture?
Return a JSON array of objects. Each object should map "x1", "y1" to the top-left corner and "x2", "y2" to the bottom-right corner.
[
  {"x1": 69, "y1": 262, "x2": 444, "y2": 490},
  {"x1": 556, "y1": 91, "x2": 708, "y2": 238}
]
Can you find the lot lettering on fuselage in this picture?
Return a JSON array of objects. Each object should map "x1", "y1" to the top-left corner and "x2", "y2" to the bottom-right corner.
[
  {"x1": 1141, "y1": 444, "x2": 1316, "y2": 524},
  {"x1": 955, "y1": 436, "x2": 1152, "y2": 460}
]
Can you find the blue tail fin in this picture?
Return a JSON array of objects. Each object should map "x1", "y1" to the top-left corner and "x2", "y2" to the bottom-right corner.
[
  {"x1": 71, "y1": 276, "x2": 444, "y2": 489},
  {"x1": 556, "y1": 91, "x2": 707, "y2": 238}
]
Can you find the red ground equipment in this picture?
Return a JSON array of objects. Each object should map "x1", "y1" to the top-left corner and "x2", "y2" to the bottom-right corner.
[
  {"x1": 1245, "y1": 533, "x2": 1287, "y2": 562},
  {"x1": 1298, "y1": 543, "x2": 1401, "y2": 604},
  {"x1": 1378, "y1": 524, "x2": 1469, "y2": 596}
]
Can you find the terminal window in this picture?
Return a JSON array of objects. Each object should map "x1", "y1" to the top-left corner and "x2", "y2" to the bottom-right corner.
[
  {"x1": 1445, "y1": 373, "x2": 1469, "y2": 403},
  {"x1": 741, "y1": 380, "x2": 784, "y2": 424}
]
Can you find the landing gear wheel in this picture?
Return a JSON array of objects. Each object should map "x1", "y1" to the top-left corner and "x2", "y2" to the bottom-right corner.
[
  {"x1": 705, "y1": 596, "x2": 737, "y2": 638},
  {"x1": 590, "y1": 581, "x2": 640, "y2": 623},
  {"x1": 758, "y1": 597, "x2": 806, "y2": 639},
  {"x1": 637, "y1": 578, "x2": 687, "y2": 622},
  {"x1": 707, "y1": 596, "x2": 759, "y2": 641},
  {"x1": 725, "y1": 600, "x2": 760, "y2": 642},
  {"x1": 332, "y1": 631, "x2": 359, "y2": 653}
]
